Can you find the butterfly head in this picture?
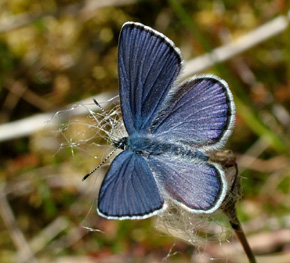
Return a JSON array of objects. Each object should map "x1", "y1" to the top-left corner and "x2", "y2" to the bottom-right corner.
[{"x1": 113, "y1": 137, "x2": 128, "y2": 150}]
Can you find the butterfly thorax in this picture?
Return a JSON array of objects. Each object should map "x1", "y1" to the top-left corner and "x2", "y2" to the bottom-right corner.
[{"x1": 114, "y1": 135, "x2": 208, "y2": 161}]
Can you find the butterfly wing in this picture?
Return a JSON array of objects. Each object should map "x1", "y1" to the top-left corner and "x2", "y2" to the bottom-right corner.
[
  {"x1": 151, "y1": 75, "x2": 235, "y2": 151},
  {"x1": 98, "y1": 151, "x2": 165, "y2": 219},
  {"x1": 118, "y1": 22, "x2": 182, "y2": 135},
  {"x1": 148, "y1": 154, "x2": 227, "y2": 213}
]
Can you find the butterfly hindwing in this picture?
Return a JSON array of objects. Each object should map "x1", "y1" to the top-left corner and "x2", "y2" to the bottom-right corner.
[
  {"x1": 151, "y1": 75, "x2": 235, "y2": 150},
  {"x1": 148, "y1": 154, "x2": 227, "y2": 213},
  {"x1": 118, "y1": 22, "x2": 182, "y2": 134},
  {"x1": 98, "y1": 151, "x2": 165, "y2": 219}
]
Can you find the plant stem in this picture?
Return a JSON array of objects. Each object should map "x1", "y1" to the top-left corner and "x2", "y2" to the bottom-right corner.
[
  {"x1": 229, "y1": 211, "x2": 257, "y2": 263},
  {"x1": 213, "y1": 151, "x2": 257, "y2": 263}
]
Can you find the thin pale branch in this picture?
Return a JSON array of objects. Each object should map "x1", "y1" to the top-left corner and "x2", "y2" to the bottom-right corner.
[
  {"x1": 0, "y1": 187, "x2": 37, "y2": 263},
  {"x1": 0, "y1": 92, "x2": 116, "y2": 142},
  {"x1": 0, "y1": 12, "x2": 289, "y2": 142},
  {"x1": 182, "y1": 11, "x2": 290, "y2": 78}
]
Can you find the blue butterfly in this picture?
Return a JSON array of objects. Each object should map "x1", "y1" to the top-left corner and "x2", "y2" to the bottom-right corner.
[{"x1": 97, "y1": 22, "x2": 235, "y2": 220}]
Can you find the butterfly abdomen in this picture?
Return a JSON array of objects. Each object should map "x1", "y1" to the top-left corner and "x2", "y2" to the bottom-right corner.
[{"x1": 117, "y1": 135, "x2": 208, "y2": 161}]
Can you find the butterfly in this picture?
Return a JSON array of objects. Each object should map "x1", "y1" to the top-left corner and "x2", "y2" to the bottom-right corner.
[{"x1": 96, "y1": 22, "x2": 235, "y2": 220}]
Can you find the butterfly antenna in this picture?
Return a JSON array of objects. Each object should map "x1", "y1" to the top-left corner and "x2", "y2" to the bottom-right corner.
[
  {"x1": 82, "y1": 147, "x2": 118, "y2": 181},
  {"x1": 93, "y1": 99, "x2": 123, "y2": 137}
]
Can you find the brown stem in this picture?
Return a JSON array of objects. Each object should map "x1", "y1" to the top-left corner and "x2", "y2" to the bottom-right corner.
[
  {"x1": 229, "y1": 215, "x2": 257, "y2": 263},
  {"x1": 216, "y1": 150, "x2": 257, "y2": 263}
]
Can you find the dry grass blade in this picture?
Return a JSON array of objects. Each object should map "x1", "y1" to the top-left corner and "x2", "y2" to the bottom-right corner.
[{"x1": 0, "y1": 186, "x2": 37, "y2": 263}]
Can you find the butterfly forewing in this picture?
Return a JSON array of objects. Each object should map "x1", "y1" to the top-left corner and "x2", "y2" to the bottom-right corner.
[{"x1": 118, "y1": 22, "x2": 182, "y2": 134}]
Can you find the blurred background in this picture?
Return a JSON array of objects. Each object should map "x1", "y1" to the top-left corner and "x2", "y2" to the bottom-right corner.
[{"x1": 0, "y1": 0, "x2": 290, "y2": 262}]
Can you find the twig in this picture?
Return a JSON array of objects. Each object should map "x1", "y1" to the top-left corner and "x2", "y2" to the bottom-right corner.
[
  {"x1": 236, "y1": 138, "x2": 270, "y2": 174},
  {"x1": 236, "y1": 154, "x2": 288, "y2": 173},
  {"x1": 194, "y1": 230, "x2": 290, "y2": 263},
  {"x1": 215, "y1": 151, "x2": 257, "y2": 263},
  {"x1": 29, "y1": 216, "x2": 70, "y2": 254},
  {"x1": 229, "y1": 212, "x2": 257, "y2": 263},
  {"x1": 0, "y1": 91, "x2": 116, "y2": 142},
  {"x1": 46, "y1": 226, "x2": 88, "y2": 254},
  {"x1": 1, "y1": 80, "x2": 54, "y2": 123},
  {"x1": 0, "y1": 12, "x2": 289, "y2": 142},
  {"x1": 4, "y1": 79, "x2": 54, "y2": 112},
  {"x1": 182, "y1": 11, "x2": 290, "y2": 78},
  {"x1": 0, "y1": 184, "x2": 37, "y2": 263}
]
